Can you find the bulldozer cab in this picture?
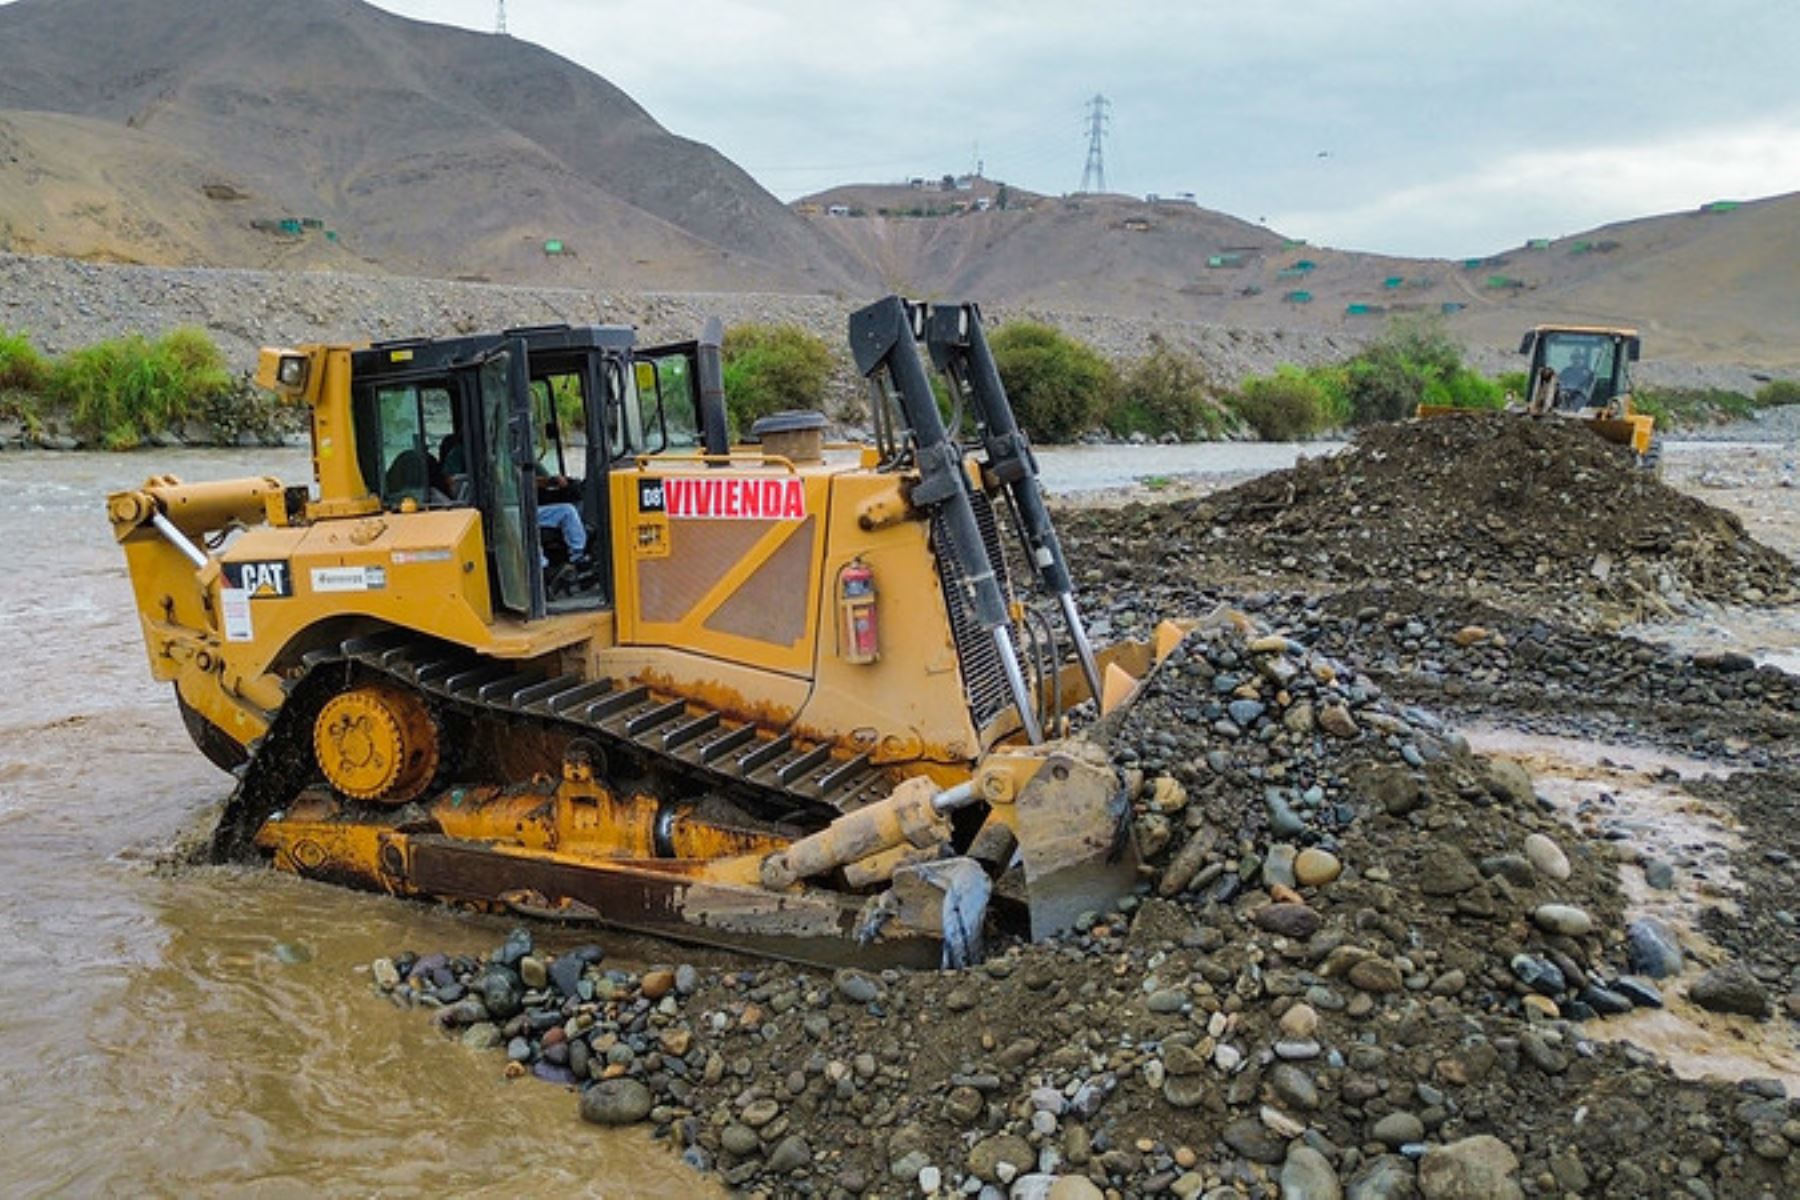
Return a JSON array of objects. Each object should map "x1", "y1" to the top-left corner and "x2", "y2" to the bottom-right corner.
[
  {"x1": 1520, "y1": 326, "x2": 1640, "y2": 413},
  {"x1": 348, "y1": 325, "x2": 722, "y2": 621}
]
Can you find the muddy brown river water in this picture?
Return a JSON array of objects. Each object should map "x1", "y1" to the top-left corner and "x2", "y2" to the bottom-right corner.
[
  {"x1": 0, "y1": 448, "x2": 711, "y2": 1197},
  {"x1": 1, "y1": 439, "x2": 1794, "y2": 1195}
]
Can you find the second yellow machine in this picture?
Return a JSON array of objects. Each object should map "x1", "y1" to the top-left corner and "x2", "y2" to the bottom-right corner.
[{"x1": 109, "y1": 298, "x2": 1178, "y2": 966}]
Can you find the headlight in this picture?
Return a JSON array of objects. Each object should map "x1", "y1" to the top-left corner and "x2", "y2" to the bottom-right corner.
[{"x1": 276, "y1": 354, "x2": 308, "y2": 388}]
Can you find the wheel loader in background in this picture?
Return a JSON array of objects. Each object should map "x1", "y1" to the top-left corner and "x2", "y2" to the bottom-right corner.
[
  {"x1": 107, "y1": 297, "x2": 1181, "y2": 968},
  {"x1": 1419, "y1": 323, "x2": 1660, "y2": 466}
]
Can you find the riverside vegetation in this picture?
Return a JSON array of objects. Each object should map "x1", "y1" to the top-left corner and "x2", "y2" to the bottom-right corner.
[
  {"x1": 0, "y1": 326, "x2": 292, "y2": 450},
  {"x1": 5, "y1": 316, "x2": 1794, "y2": 452},
  {"x1": 725, "y1": 316, "x2": 1800, "y2": 448}
]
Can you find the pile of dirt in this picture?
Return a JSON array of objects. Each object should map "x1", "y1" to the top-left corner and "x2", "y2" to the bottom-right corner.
[
  {"x1": 357, "y1": 623, "x2": 1800, "y2": 1198},
  {"x1": 1061, "y1": 413, "x2": 1797, "y2": 624}
]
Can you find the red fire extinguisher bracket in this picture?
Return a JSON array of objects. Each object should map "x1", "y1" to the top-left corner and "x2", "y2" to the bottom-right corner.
[{"x1": 839, "y1": 561, "x2": 879, "y2": 664}]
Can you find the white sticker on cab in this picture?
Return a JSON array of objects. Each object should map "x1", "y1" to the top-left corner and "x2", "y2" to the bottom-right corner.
[
  {"x1": 221, "y1": 587, "x2": 254, "y2": 642},
  {"x1": 311, "y1": 566, "x2": 387, "y2": 593}
]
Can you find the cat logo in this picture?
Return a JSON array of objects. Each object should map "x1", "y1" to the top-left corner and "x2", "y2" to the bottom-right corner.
[{"x1": 225, "y1": 560, "x2": 293, "y2": 599}]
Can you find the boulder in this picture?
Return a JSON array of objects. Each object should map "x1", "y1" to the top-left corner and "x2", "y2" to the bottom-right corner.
[
  {"x1": 1522, "y1": 833, "x2": 1570, "y2": 881},
  {"x1": 1281, "y1": 1143, "x2": 1342, "y2": 1200},
  {"x1": 579, "y1": 1078, "x2": 654, "y2": 1126},
  {"x1": 1626, "y1": 918, "x2": 1684, "y2": 978},
  {"x1": 1689, "y1": 963, "x2": 1770, "y2": 1018},
  {"x1": 1418, "y1": 1135, "x2": 1522, "y2": 1200},
  {"x1": 966, "y1": 1134, "x2": 1034, "y2": 1183}
]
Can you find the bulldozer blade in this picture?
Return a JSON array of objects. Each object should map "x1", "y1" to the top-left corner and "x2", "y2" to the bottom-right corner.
[
  {"x1": 260, "y1": 806, "x2": 946, "y2": 969},
  {"x1": 1004, "y1": 742, "x2": 1138, "y2": 940},
  {"x1": 404, "y1": 837, "x2": 946, "y2": 970},
  {"x1": 1100, "y1": 662, "x2": 1139, "y2": 716}
]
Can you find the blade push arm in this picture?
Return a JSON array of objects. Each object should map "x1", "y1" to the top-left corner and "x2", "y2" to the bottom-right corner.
[
  {"x1": 849, "y1": 295, "x2": 1043, "y2": 743},
  {"x1": 924, "y1": 303, "x2": 1104, "y2": 704}
]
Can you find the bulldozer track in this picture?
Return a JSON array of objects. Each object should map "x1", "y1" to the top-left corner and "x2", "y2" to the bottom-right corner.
[{"x1": 210, "y1": 629, "x2": 903, "y2": 862}]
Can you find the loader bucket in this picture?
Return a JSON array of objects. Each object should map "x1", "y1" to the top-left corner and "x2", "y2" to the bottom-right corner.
[{"x1": 1584, "y1": 414, "x2": 1656, "y2": 456}]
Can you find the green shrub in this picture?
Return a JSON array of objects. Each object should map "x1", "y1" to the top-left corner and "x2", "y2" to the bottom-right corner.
[
  {"x1": 0, "y1": 388, "x2": 43, "y2": 436},
  {"x1": 1308, "y1": 364, "x2": 1354, "y2": 427},
  {"x1": 1343, "y1": 314, "x2": 1464, "y2": 425},
  {"x1": 1755, "y1": 379, "x2": 1800, "y2": 407},
  {"x1": 1106, "y1": 335, "x2": 1227, "y2": 440},
  {"x1": 1422, "y1": 366, "x2": 1506, "y2": 411},
  {"x1": 50, "y1": 327, "x2": 237, "y2": 449},
  {"x1": 1494, "y1": 370, "x2": 1530, "y2": 402},
  {"x1": 721, "y1": 323, "x2": 834, "y2": 434},
  {"x1": 159, "y1": 326, "x2": 233, "y2": 388},
  {"x1": 1633, "y1": 386, "x2": 1755, "y2": 429},
  {"x1": 988, "y1": 321, "x2": 1117, "y2": 443},
  {"x1": 1229, "y1": 366, "x2": 1333, "y2": 440},
  {"x1": 0, "y1": 328, "x2": 49, "y2": 393}
]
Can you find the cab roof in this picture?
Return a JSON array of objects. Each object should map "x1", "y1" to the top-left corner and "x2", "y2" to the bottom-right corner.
[
  {"x1": 351, "y1": 323, "x2": 637, "y2": 379},
  {"x1": 1529, "y1": 323, "x2": 1641, "y2": 339}
]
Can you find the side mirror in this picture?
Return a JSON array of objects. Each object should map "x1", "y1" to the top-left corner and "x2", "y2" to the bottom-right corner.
[
  {"x1": 1626, "y1": 337, "x2": 1641, "y2": 362},
  {"x1": 1517, "y1": 331, "x2": 1537, "y2": 356}
]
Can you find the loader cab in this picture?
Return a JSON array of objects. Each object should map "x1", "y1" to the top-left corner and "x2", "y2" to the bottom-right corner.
[
  {"x1": 1520, "y1": 326, "x2": 1640, "y2": 412},
  {"x1": 348, "y1": 325, "x2": 721, "y2": 623}
]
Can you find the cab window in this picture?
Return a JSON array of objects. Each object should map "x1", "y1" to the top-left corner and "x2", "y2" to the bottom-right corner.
[
  {"x1": 1543, "y1": 334, "x2": 1616, "y2": 379},
  {"x1": 630, "y1": 354, "x2": 701, "y2": 454},
  {"x1": 354, "y1": 383, "x2": 457, "y2": 507},
  {"x1": 610, "y1": 358, "x2": 646, "y2": 459},
  {"x1": 529, "y1": 374, "x2": 590, "y2": 476}
]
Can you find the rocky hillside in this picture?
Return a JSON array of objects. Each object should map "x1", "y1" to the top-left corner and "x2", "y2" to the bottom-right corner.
[
  {"x1": 801, "y1": 188, "x2": 1800, "y2": 375},
  {"x1": 0, "y1": 0, "x2": 869, "y2": 293}
]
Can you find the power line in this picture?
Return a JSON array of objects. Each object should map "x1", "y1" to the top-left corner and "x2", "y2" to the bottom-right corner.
[
  {"x1": 495, "y1": 1, "x2": 507, "y2": 35},
  {"x1": 1079, "y1": 94, "x2": 1110, "y2": 194}
]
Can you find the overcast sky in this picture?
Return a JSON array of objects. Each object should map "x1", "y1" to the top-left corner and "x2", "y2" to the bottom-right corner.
[{"x1": 384, "y1": 1, "x2": 1800, "y2": 258}]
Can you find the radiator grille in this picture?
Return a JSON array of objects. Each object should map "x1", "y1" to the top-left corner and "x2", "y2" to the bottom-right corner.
[{"x1": 931, "y1": 492, "x2": 1019, "y2": 729}]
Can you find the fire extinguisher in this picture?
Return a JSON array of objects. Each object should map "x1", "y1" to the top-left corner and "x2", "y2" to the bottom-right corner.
[{"x1": 840, "y1": 561, "x2": 879, "y2": 664}]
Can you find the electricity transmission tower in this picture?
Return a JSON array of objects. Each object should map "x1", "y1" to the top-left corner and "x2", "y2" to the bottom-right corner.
[
  {"x1": 495, "y1": 1, "x2": 507, "y2": 35},
  {"x1": 1079, "y1": 94, "x2": 1111, "y2": 194}
]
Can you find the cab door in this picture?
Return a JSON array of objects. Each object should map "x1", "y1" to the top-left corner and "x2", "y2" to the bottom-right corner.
[{"x1": 466, "y1": 340, "x2": 545, "y2": 619}]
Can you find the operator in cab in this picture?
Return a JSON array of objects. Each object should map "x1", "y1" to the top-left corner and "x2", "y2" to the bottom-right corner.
[{"x1": 1559, "y1": 345, "x2": 1596, "y2": 406}]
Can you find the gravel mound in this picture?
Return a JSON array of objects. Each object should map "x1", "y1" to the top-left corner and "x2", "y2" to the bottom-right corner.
[
  {"x1": 1064, "y1": 412, "x2": 1797, "y2": 622},
  {"x1": 358, "y1": 623, "x2": 1799, "y2": 1198}
]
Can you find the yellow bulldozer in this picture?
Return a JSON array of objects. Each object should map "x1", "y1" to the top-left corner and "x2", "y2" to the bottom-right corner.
[
  {"x1": 108, "y1": 298, "x2": 1180, "y2": 968},
  {"x1": 1420, "y1": 323, "x2": 1660, "y2": 466}
]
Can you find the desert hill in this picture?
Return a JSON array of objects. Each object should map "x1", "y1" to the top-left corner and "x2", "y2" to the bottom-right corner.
[
  {"x1": 0, "y1": 0, "x2": 869, "y2": 292},
  {"x1": 799, "y1": 186, "x2": 1800, "y2": 372},
  {"x1": 1461, "y1": 193, "x2": 1800, "y2": 368}
]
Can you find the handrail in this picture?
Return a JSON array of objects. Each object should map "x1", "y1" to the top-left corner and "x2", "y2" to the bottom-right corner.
[{"x1": 631, "y1": 452, "x2": 799, "y2": 474}]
